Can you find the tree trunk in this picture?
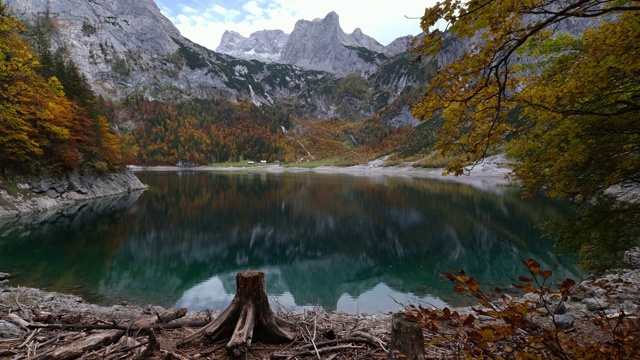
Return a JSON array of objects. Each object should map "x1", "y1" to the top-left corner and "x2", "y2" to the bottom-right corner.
[
  {"x1": 389, "y1": 312, "x2": 425, "y2": 360},
  {"x1": 181, "y1": 270, "x2": 296, "y2": 358}
]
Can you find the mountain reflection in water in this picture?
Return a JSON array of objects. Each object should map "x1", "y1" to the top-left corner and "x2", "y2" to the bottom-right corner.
[{"x1": 0, "y1": 171, "x2": 581, "y2": 313}]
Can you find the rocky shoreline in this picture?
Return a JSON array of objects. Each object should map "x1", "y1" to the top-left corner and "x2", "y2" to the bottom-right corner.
[
  {"x1": 0, "y1": 252, "x2": 640, "y2": 359},
  {"x1": 0, "y1": 171, "x2": 148, "y2": 218},
  {"x1": 1, "y1": 251, "x2": 640, "y2": 358},
  {"x1": 1, "y1": 160, "x2": 638, "y2": 358}
]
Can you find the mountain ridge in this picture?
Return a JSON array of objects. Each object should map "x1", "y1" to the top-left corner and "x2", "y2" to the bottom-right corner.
[
  {"x1": 216, "y1": 11, "x2": 412, "y2": 76},
  {"x1": 6, "y1": 0, "x2": 447, "y2": 123}
]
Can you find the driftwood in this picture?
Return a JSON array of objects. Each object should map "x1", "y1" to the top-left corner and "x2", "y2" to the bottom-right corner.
[
  {"x1": 27, "y1": 308, "x2": 203, "y2": 334},
  {"x1": 1, "y1": 271, "x2": 396, "y2": 359},
  {"x1": 5, "y1": 313, "x2": 30, "y2": 330},
  {"x1": 30, "y1": 329, "x2": 125, "y2": 360},
  {"x1": 27, "y1": 307, "x2": 191, "y2": 360},
  {"x1": 131, "y1": 307, "x2": 187, "y2": 329},
  {"x1": 271, "y1": 335, "x2": 386, "y2": 358},
  {"x1": 28, "y1": 320, "x2": 208, "y2": 332},
  {"x1": 181, "y1": 270, "x2": 296, "y2": 358}
]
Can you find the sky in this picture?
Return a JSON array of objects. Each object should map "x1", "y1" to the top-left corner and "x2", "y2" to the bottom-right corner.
[{"x1": 154, "y1": 0, "x2": 435, "y2": 50}]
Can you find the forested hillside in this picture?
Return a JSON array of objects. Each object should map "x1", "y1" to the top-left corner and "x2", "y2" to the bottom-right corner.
[{"x1": 0, "y1": 3, "x2": 121, "y2": 175}]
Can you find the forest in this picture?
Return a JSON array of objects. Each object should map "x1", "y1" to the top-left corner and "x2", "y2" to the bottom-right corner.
[
  {"x1": 0, "y1": 3, "x2": 121, "y2": 175},
  {"x1": 1, "y1": 1, "x2": 414, "y2": 173}
]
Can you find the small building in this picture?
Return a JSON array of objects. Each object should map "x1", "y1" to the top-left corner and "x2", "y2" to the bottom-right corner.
[{"x1": 260, "y1": 160, "x2": 267, "y2": 164}]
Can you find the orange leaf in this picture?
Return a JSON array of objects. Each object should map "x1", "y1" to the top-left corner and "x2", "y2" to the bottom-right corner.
[
  {"x1": 524, "y1": 259, "x2": 541, "y2": 275},
  {"x1": 540, "y1": 270, "x2": 552, "y2": 279}
]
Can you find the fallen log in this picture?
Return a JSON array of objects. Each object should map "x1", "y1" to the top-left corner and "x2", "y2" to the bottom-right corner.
[
  {"x1": 181, "y1": 270, "x2": 296, "y2": 358},
  {"x1": 4, "y1": 313, "x2": 30, "y2": 330},
  {"x1": 27, "y1": 320, "x2": 208, "y2": 332},
  {"x1": 30, "y1": 329, "x2": 125, "y2": 360},
  {"x1": 26, "y1": 307, "x2": 194, "y2": 359},
  {"x1": 28, "y1": 307, "x2": 200, "y2": 333},
  {"x1": 131, "y1": 307, "x2": 187, "y2": 330}
]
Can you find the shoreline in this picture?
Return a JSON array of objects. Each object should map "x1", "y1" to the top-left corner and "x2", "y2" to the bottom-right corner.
[
  {"x1": 3, "y1": 156, "x2": 639, "y2": 357},
  {"x1": 2, "y1": 256, "x2": 640, "y2": 357},
  {"x1": 128, "y1": 154, "x2": 515, "y2": 192},
  {"x1": 0, "y1": 170, "x2": 148, "y2": 219}
]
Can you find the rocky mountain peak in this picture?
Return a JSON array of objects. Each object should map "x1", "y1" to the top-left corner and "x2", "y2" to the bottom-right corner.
[
  {"x1": 216, "y1": 29, "x2": 288, "y2": 63},
  {"x1": 6, "y1": 0, "x2": 440, "y2": 123},
  {"x1": 279, "y1": 11, "x2": 387, "y2": 76},
  {"x1": 215, "y1": 11, "x2": 412, "y2": 76},
  {"x1": 318, "y1": 11, "x2": 340, "y2": 24}
]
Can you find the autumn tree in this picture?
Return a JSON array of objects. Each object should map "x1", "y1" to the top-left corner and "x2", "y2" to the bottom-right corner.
[
  {"x1": 411, "y1": 0, "x2": 640, "y2": 269},
  {"x1": 0, "y1": 2, "x2": 122, "y2": 174},
  {"x1": 0, "y1": 3, "x2": 70, "y2": 171}
]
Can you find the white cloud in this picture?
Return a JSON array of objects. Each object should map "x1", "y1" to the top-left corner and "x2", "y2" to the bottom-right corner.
[
  {"x1": 211, "y1": 5, "x2": 239, "y2": 20},
  {"x1": 158, "y1": 0, "x2": 436, "y2": 50},
  {"x1": 243, "y1": 1, "x2": 265, "y2": 18},
  {"x1": 182, "y1": 5, "x2": 198, "y2": 14}
]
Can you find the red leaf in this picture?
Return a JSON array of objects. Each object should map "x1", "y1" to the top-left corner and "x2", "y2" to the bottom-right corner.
[
  {"x1": 463, "y1": 314, "x2": 476, "y2": 326},
  {"x1": 519, "y1": 276, "x2": 534, "y2": 282}
]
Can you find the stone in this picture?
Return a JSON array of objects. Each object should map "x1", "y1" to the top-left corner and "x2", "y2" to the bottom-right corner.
[
  {"x1": 620, "y1": 300, "x2": 640, "y2": 315},
  {"x1": 0, "y1": 171, "x2": 147, "y2": 218},
  {"x1": 553, "y1": 314, "x2": 575, "y2": 330},
  {"x1": 584, "y1": 297, "x2": 607, "y2": 312},
  {"x1": 0, "y1": 272, "x2": 9, "y2": 280},
  {"x1": 0, "y1": 320, "x2": 25, "y2": 339}
]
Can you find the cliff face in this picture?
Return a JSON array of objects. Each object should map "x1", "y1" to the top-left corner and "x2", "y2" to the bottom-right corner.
[
  {"x1": 0, "y1": 171, "x2": 148, "y2": 218},
  {"x1": 5, "y1": 1, "x2": 442, "y2": 121},
  {"x1": 7, "y1": 0, "x2": 188, "y2": 99},
  {"x1": 6, "y1": 0, "x2": 337, "y2": 105},
  {"x1": 279, "y1": 12, "x2": 385, "y2": 77},
  {"x1": 216, "y1": 12, "x2": 412, "y2": 77}
]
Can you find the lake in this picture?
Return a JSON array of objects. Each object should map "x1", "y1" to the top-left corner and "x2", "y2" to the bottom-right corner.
[{"x1": 0, "y1": 170, "x2": 581, "y2": 314}]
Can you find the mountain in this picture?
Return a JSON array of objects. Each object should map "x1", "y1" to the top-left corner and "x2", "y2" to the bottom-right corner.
[
  {"x1": 216, "y1": 29, "x2": 289, "y2": 63},
  {"x1": 6, "y1": 0, "x2": 450, "y2": 123},
  {"x1": 280, "y1": 11, "x2": 386, "y2": 77},
  {"x1": 6, "y1": 0, "x2": 334, "y2": 105},
  {"x1": 217, "y1": 12, "x2": 412, "y2": 77}
]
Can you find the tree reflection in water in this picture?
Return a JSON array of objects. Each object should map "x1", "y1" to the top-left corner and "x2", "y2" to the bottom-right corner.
[{"x1": 0, "y1": 171, "x2": 581, "y2": 313}]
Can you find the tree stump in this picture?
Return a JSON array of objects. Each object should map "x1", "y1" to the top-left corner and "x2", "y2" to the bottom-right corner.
[
  {"x1": 389, "y1": 312, "x2": 425, "y2": 360},
  {"x1": 181, "y1": 270, "x2": 296, "y2": 358}
]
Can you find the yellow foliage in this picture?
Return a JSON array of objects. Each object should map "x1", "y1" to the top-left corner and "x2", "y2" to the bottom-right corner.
[{"x1": 412, "y1": 0, "x2": 640, "y2": 267}]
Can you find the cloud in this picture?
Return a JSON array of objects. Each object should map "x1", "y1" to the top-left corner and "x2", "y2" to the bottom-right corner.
[
  {"x1": 211, "y1": 5, "x2": 240, "y2": 20},
  {"x1": 243, "y1": 1, "x2": 265, "y2": 18}
]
